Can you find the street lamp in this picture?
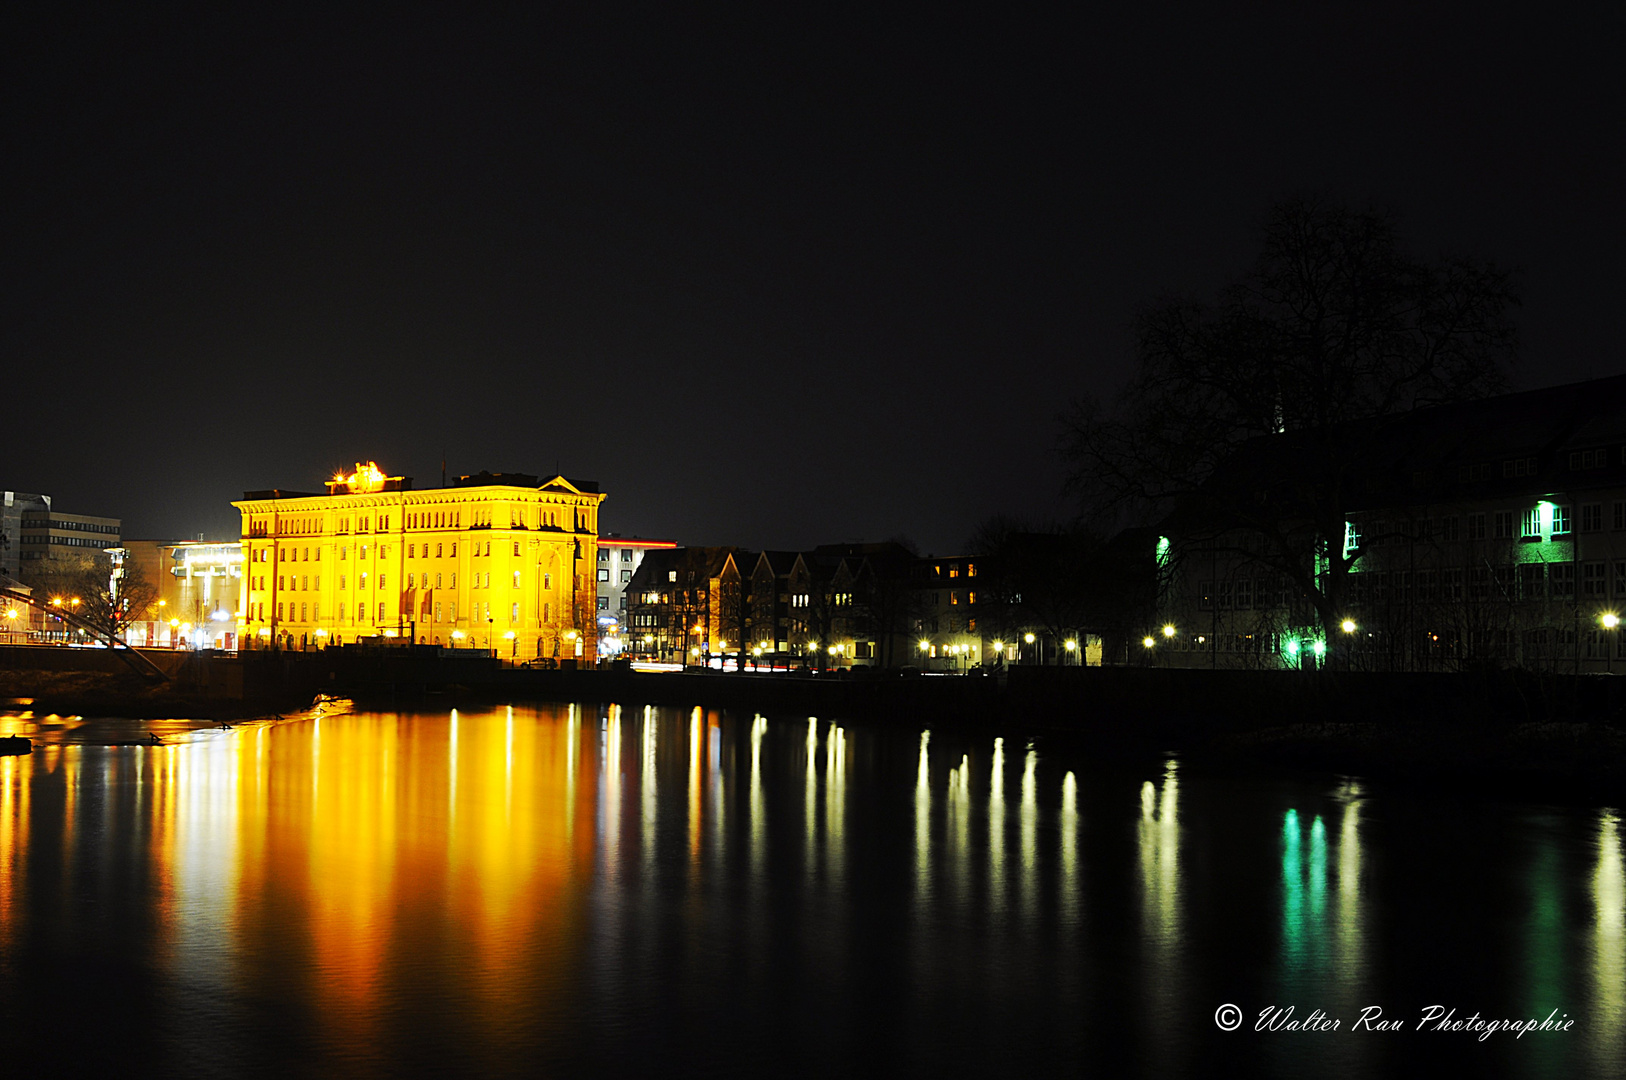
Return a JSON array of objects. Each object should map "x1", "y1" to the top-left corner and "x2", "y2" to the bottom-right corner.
[
  {"x1": 1340, "y1": 619, "x2": 1357, "y2": 634},
  {"x1": 1602, "y1": 612, "x2": 1620, "y2": 673},
  {"x1": 1066, "y1": 638, "x2": 1079, "y2": 665},
  {"x1": 1024, "y1": 631, "x2": 1036, "y2": 666}
]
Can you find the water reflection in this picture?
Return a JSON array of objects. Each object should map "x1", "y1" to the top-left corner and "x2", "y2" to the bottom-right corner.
[
  {"x1": 1590, "y1": 811, "x2": 1624, "y2": 1074},
  {"x1": 1138, "y1": 758, "x2": 1182, "y2": 1073},
  {"x1": 0, "y1": 706, "x2": 1621, "y2": 1078}
]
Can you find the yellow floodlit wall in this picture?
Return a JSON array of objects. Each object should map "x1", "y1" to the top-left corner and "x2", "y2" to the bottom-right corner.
[{"x1": 233, "y1": 464, "x2": 605, "y2": 658}]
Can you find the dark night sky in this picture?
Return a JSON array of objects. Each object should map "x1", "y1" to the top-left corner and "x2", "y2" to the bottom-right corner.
[{"x1": 4, "y1": 4, "x2": 1624, "y2": 553}]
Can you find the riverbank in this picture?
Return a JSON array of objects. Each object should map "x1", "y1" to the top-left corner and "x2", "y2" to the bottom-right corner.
[{"x1": 5, "y1": 656, "x2": 1626, "y2": 804}]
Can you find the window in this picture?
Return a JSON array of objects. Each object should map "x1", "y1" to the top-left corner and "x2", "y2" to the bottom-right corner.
[
  {"x1": 1581, "y1": 504, "x2": 1603, "y2": 532},
  {"x1": 315, "y1": 548, "x2": 321, "y2": 562},
  {"x1": 1458, "y1": 462, "x2": 1490, "y2": 483},
  {"x1": 1517, "y1": 564, "x2": 1544, "y2": 600},
  {"x1": 338, "y1": 603, "x2": 346, "y2": 621},
  {"x1": 598, "y1": 596, "x2": 610, "y2": 610},
  {"x1": 450, "y1": 543, "x2": 456, "y2": 556},
  {"x1": 1442, "y1": 568, "x2": 1463, "y2": 602},
  {"x1": 1584, "y1": 562, "x2": 1607, "y2": 597},
  {"x1": 599, "y1": 549, "x2": 609, "y2": 562},
  {"x1": 451, "y1": 573, "x2": 457, "y2": 588},
  {"x1": 1493, "y1": 511, "x2": 1514, "y2": 539},
  {"x1": 598, "y1": 568, "x2": 610, "y2": 582},
  {"x1": 1441, "y1": 516, "x2": 1460, "y2": 542},
  {"x1": 435, "y1": 573, "x2": 442, "y2": 588},
  {"x1": 409, "y1": 544, "x2": 415, "y2": 558},
  {"x1": 621, "y1": 570, "x2": 631, "y2": 583},
  {"x1": 1616, "y1": 503, "x2": 1626, "y2": 532},
  {"x1": 340, "y1": 546, "x2": 348, "y2": 560},
  {"x1": 1199, "y1": 580, "x2": 1213, "y2": 610},
  {"x1": 511, "y1": 603, "x2": 519, "y2": 620},
  {"x1": 1467, "y1": 513, "x2": 1486, "y2": 540},
  {"x1": 339, "y1": 575, "x2": 346, "y2": 590},
  {"x1": 1616, "y1": 562, "x2": 1626, "y2": 597},
  {"x1": 360, "y1": 573, "x2": 368, "y2": 588},
  {"x1": 436, "y1": 543, "x2": 443, "y2": 557},
  {"x1": 378, "y1": 602, "x2": 386, "y2": 621},
  {"x1": 669, "y1": 571, "x2": 677, "y2": 582},
  {"x1": 1521, "y1": 508, "x2": 1542, "y2": 540},
  {"x1": 1554, "y1": 506, "x2": 1572, "y2": 535},
  {"x1": 361, "y1": 545, "x2": 368, "y2": 559},
  {"x1": 1503, "y1": 457, "x2": 1538, "y2": 478},
  {"x1": 1570, "y1": 448, "x2": 1608, "y2": 471},
  {"x1": 1550, "y1": 564, "x2": 1575, "y2": 598},
  {"x1": 514, "y1": 542, "x2": 521, "y2": 556},
  {"x1": 1235, "y1": 578, "x2": 1253, "y2": 610}
]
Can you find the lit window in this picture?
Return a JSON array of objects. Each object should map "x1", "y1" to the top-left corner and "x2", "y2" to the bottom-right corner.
[{"x1": 513, "y1": 570, "x2": 521, "y2": 589}]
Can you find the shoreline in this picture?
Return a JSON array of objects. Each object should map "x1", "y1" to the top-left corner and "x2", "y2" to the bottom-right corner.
[{"x1": 5, "y1": 664, "x2": 1626, "y2": 806}]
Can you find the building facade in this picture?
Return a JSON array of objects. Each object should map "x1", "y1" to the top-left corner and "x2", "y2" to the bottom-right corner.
[
  {"x1": 1155, "y1": 376, "x2": 1626, "y2": 672},
  {"x1": 233, "y1": 463, "x2": 605, "y2": 658},
  {"x1": 120, "y1": 539, "x2": 244, "y2": 649},
  {"x1": 594, "y1": 535, "x2": 677, "y2": 656}
]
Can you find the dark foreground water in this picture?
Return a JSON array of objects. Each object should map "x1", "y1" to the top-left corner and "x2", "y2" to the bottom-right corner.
[{"x1": 0, "y1": 702, "x2": 1621, "y2": 1078}]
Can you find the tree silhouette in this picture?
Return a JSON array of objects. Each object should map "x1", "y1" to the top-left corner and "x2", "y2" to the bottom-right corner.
[{"x1": 1060, "y1": 197, "x2": 1519, "y2": 647}]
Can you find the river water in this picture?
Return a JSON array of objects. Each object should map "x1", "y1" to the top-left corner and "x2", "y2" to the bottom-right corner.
[{"x1": 0, "y1": 702, "x2": 1621, "y2": 1078}]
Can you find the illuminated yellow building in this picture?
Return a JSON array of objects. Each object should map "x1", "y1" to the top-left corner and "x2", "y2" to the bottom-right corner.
[{"x1": 233, "y1": 463, "x2": 605, "y2": 658}]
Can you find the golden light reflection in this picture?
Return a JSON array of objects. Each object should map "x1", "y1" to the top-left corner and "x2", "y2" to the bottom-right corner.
[
  {"x1": 641, "y1": 707, "x2": 658, "y2": 877},
  {"x1": 689, "y1": 708, "x2": 703, "y2": 864},
  {"x1": 1060, "y1": 771, "x2": 1079, "y2": 939},
  {"x1": 914, "y1": 730, "x2": 931, "y2": 903},
  {"x1": 1138, "y1": 758, "x2": 1182, "y2": 1063},
  {"x1": 750, "y1": 715, "x2": 766, "y2": 880},
  {"x1": 603, "y1": 706, "x2": 622, "y2": 884},
  {"x1": 1020, "y1": 745, "x2": 1037, "y2": 924},
  {"x1": 0, "y1": 754, "x2": 31, "y2": 951},
  {"x1": 227, "y1": 708, "x2": 586, "y2": 1064},
  {"x1": 805, "y1": 718, "x2": 819, "y2": 881},
  {"x1": 824, "y1": 723, "x2": 845, "y2": 885},
  {"x1": 1592, "y1": 812, "x2": 1624, "y2": 1072},
  {"x1": 989, "y1": 738, "x2": 1006, "y2": 918},
  {"x1": 947, "y1": 753, "x2": 970, "y2": 906}
]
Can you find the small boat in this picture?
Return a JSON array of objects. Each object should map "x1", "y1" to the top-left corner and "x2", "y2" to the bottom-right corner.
[{"x1": 0, "y1": 735, "x2": 32, "y2": 756}]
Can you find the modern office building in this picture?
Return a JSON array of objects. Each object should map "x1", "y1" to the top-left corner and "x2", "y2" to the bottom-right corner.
[
  {"x1": 232, "y1": 462, "x2": 605, "y2": 658},
  {"x1": 120, "y1": 539, "x2": 244, "y2": 649},
  {"x1": 594, "y1": 535, "x2": 677, "y2": 652},
  {"x1": 4, "y1": 492, "x2": 121, "y2": 584}
]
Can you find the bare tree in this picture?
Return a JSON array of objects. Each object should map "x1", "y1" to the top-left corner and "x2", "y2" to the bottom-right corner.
[
  {"x1": 29, "y1": 553, "x2": 158, "y2": 640},
  {"x1": 1060, "y1": 197, "x2": 1518, "y2": 648}
]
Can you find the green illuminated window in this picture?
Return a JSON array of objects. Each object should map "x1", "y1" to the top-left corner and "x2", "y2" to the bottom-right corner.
[{"x1": 1553, "y1": 506, "x2": 1572, "y2": 535}]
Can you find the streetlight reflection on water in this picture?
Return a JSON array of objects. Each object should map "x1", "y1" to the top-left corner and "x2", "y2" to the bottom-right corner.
[{"x1": 0, "y1": 705, "x2": 1622, "y2": 1076}]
